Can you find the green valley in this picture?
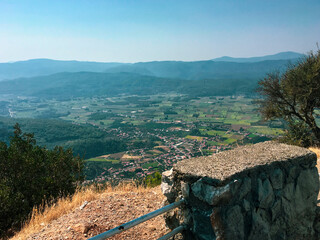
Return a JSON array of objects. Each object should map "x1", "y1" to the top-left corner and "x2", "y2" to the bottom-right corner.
[{"x1": 0, "y1": 94, "x2": 285, "y2": 182}]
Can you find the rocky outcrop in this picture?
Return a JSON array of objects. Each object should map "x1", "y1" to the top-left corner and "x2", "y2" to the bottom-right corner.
[{"x1": 162, "y1": 141, "x2": 319, "y2": 240}]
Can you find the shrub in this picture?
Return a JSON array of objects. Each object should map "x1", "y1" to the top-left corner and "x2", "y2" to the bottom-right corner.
[{"x1": 0, "y1": 124, "x2": 84, "y2": 236}]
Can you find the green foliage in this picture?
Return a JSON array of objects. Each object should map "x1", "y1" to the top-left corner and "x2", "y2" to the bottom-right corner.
[
  {"x1": 0, "y1": 124, "x2": 84, "y2": 236},
  {"x1": 279, "y1": 121, "x2": 314, "y2": 147},
  {"x1": 0, "y1": 117, "x2": 128, "y2": 159},
  {"x1": 88, "y1": 112, "x2": 116, "y2": 121},
  {"x1": 163, "y1": 109, "x2": 178, "y2": 115},
  {"x1": 257, "y1": 50, "x2": 320, "y2": 146},
  {"x1": 131, "y1": 139, "x2": 157, "y2": 149},
  {"x1": 65, "y1": 139, "x2": 127, "y2": 159},
  {"x1": 143, "y1": 172, "x2": 162, "y2": 187}
]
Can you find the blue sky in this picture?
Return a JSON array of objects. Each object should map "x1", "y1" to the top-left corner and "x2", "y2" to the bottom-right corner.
[{"x1": 0, "y1": 0, "x2": 319, "y2": 62}]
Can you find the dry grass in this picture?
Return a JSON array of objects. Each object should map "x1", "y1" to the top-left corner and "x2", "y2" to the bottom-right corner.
[
  {"x1": 11, "y1": 182, "x2": 153, "y2": 240},
  {"x1": 309, "y1": 147, "x2": 320, "y2": 170},
  {"x1": 309, "y1": 147, "x2": 320, "y2": 158},
  {"x1": 309, "y1": 147, "x2": 320, "y2": 204}
]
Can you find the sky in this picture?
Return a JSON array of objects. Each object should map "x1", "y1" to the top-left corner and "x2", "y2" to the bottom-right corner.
[{"x1": 0, "y1": 0, "x2": 319, "y2": 63}]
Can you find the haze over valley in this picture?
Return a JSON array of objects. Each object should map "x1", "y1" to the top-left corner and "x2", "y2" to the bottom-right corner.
[
  {"x1": 0, "y1": 51, "x2": 307, "y2": 181},
  {"x1": 2, "y1": 1, "x2": 320, "y2": 238}
]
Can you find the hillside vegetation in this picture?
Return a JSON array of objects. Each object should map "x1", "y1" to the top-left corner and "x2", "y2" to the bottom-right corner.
[
  {"x1": 0, "y1": 52, "x2": 302, "y2": 81},
  {"x1": 0, "y1": 59, "x2": 123, "y2": 81},
  {"x1": 0, "y1": 125, "x2": 83, "y2": 238},
  {"x1": 0, "y1": 55, "x2": 301, "y2": 99},
  {"x1": 0, "y1": 71, "x2": 277, "y2": 100},
  {"x1": 0, "y1": 117, "x2": 127, "y2": 159}
]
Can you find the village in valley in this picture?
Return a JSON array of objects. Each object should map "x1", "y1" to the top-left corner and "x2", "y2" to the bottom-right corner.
[{"x1": 1, "y1": 93, "x2": 285, "y2": 182}]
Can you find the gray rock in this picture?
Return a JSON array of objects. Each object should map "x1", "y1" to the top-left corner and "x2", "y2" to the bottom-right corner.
[
  {"x1": 296, "y1": 168, "x2": 319, "y2": 199},
  {"x1": 161, "y1": 169, "x2": 177, "y2": 202},
  {"x1": 243, "y1": 199, "x2": 251, "y2": 212},
  {"x1": 271, "y1": 199, "x2": 281, "y2": 222},
  {"x1": 281, "y1": 197, "x2": 294, "y2": 223},
  {"x1": 287, "y1": 166, "x2": 297, "y2": 181},
  {"x1": 270, "y1": 218, "x2": 286, "y2": 240},
  {"x1": 258, "y1": 178, "x2": 274, "y2": 209},
  {"x1": 210, "y1": 208, "x2": 225, "y2": 240},
  {"x1": 174, "y1": 141, "x2": 316, "y2": 183},
  {"x1": 283, "y1": 182, "x2": 294, "y2": 201},
  {"x1": 192, "y1": 209, "x2": 215, "y2": 240},
  {"x1": 164, "y1": 208, "x2": 180, "y2": 230},
  {"x1": 248, "y1": 209, "x2": 271, "y2": 240},
  {"x1": 270, "y1": 168, "x2": 283, "y2": 190},
  {"x1": 181, "y1": 181, "x2": 190, "y2": 198},
  {"x1": 162, "y1": 169, "x2": 174, "y2": 185},
  {"x1": 191, "y1": 179, "x2": 231, "y2": 206},
  {"x1": 162, "y1": 142, "x2": 319, "y2": 240},
  {"x1": 224, "y1": 205, "x2": 244, "y2": 240},
  {"x1": 313, "y1": 206, "x2": 320, "y2": 234},
  {"x1": 239, "y1": 177, "x2": 251, "y2": 199}
]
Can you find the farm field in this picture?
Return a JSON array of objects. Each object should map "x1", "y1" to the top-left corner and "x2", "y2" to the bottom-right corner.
[{"x1": 1, "y1": 94, "x2": 287, "y2": 181}]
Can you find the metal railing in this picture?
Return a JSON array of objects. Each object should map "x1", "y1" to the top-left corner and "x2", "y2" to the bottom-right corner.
[{"x1": 88, "y1": 198, "x2": 186, "y2": 240}]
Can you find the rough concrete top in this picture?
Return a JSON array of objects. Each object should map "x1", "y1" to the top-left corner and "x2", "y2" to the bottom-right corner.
[{"x1": 174, "y1": 141, "x2": 316, "y2": 183}]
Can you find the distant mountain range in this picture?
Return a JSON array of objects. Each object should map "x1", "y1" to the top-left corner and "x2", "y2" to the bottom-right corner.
[
  {"x1": 103, "y1": 59, "x2": 294, "y2": 80},
  {"x1": 0, "y1": 51, "x2": 305, "y2": 98},
  {"x1": 0, "y1": 51, "x2": 304, "y2": 81},
  {"x1": 0, "y1": 72, "x2": 259, "y2": 99},
  {"x1": 211, "y1": 51, "x2": 304, "y2": 63},
  {"x1": 0, "y1": 59, "x2": 123, "y2": 81}
]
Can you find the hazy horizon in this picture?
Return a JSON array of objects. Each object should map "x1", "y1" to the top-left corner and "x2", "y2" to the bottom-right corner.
[
  {"x1": 0, "y1": 51, "x2": 306, "y2": 64},
  {"x1": 1, "y1": 0, "x2": 319, "y2": 63}
]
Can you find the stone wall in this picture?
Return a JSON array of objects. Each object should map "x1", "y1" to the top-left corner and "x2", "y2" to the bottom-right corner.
[{"x1": 161, "y1": 141, "x2": 320, "y2": 240}]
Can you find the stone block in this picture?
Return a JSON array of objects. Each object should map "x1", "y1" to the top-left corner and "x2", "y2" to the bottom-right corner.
[
  {"x1": 192, "y1": 209, "x2": 215, "y2": 240},
  {"x1": 243, "y1": 199, "x2": 251, "y2": 212},
  {"x1": 181, "y1": 181, "x2": 190, "y2": 198},
  {"x1": 163, "y1": 142, "x2": 319, "y2": 240},
  {"x1": 210, "y1": 207, "x2": 225, "y2": 240},
  {"x1": 191, "y1": 179, "x2": 231, "y2": 206},
  {"x1": 161, "y1": 169, "x2": 177, "y2": 202},
  {"x1": 282, "y1": 182, "x2": 294, "y2": 201},
  {"x1": 287, "y1": 165, "x2": 300, "y2": 183},
  {"x1": 224, "y1": 205, "x2": 244, "y2": 240},
  {"x1": 238, "y1": 177, "x2": 251, "y2": 199},
  {"x1": 270, "y1": 168, "x2": 283, "y2": 190},
  {"x1": 248, "y1": 209, "x2": 271, "y2": 240},
  {"x1": 271, "y1": 199, "x2": 281, "y2": 222},
  {"x1": 296, "y1": 168, "x2": 319, "y2": 199},
  {"x1": 258, "y1": 178, "x2": 274, "y2": 209}
]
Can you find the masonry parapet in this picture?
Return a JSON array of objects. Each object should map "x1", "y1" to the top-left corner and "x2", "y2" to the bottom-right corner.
[{"x1": 162, "y1": 141, "x2": 320, "y2": 240}]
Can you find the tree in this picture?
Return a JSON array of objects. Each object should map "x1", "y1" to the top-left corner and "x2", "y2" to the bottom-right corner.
[
  {"x1": 143, "y1": 172, "x2": 162, "y2": 187},
  {"x1": 0, "y1": 124, "x2": 84, "y2": 236},
  {"x1": 257, "y1": 50, "x2": 320, "y2": 146}
]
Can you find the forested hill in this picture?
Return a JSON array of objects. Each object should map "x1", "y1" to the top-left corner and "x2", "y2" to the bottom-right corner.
[
  {"x1": 0, "y1": 71, "x2": 260, "y2": 99},
  {"x1": 104, "y1": 59, "x2": 296, "y2": 80},
  {"x1": 0, "y1": 52, "x2": 303, "y2": 99},
  {"x1": 0, "y1": 117, "x2": 127, "y2": 158},
  {"x1": 0, "y1": 72, "x2": 185, "y2": 98},
  {"x1": 0, "y1": 52, "x2": 302, "y2": 81},
  {"x1": 0, "y1": 58, "x2": 300, "y2": 99},
  {"x1": 0, "y1": 59, "x2": 124, "y2": 81},
  {"x1": 211, "y1": 51, "x2": 304, "y2": 63}
]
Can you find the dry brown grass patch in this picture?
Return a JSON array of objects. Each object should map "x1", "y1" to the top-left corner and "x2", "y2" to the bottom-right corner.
[
  {"x1": 11, "y1": 182, "x2": 153, "y2": 240},
  {"x1": 309, "y1": 147, "x2": 320, "y2": 170},
  {"x1": 309, "y1": 147, "x2": 320, "y2": 158}
]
